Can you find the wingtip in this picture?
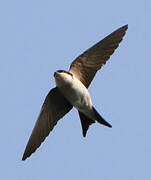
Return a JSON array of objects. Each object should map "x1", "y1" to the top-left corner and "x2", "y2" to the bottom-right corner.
[
  {"x1": 122, "y1": 24, "x2": 128, "y2": 30},
  {"x1": 22, "y1": 149, "x2": 32, "y2": 161},
  {"x1": 22, "y1": 154, "x2": 27, "y2": 161},
  {"x1": 108, "y1": 124, "x2": 112, "y2": 128}
]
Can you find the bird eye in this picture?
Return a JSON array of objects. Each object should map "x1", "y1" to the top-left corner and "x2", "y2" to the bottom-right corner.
[{"x1": 68, "y1": 72, "x2": 73, "y2": 76}]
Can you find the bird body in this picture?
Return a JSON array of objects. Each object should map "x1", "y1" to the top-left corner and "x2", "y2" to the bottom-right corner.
[
  {"x1": 22, "y1": 25, "x2": 128, "y2": 160},
  {"x1": 54, "y1": 70, "x2": 112, "y2": 134},
  {"x1": 54, "y1": 71, "x2": 93, "y2": 115}
]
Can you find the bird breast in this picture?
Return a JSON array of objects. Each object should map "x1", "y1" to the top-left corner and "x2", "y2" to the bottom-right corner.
[{"x1": 56, "y1": 75, "x2": 93, "y2": 111}]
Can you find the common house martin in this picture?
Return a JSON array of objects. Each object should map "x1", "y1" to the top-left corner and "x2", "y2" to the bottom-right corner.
[{"x1": 22, "y1": 25, "x2": 128, "y2": 160}]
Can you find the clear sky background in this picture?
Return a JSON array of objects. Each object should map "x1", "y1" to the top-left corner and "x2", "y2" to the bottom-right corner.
[{"x1": 1, "y1": 0, "x2": 151, "y2": 179}]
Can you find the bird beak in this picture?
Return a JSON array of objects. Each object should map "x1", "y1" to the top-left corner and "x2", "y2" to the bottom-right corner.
[{"x1": 54, "y1": 72, "x2": 57, "y2": 77}]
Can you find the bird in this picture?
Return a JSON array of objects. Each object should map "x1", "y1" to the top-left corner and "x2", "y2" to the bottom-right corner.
[{"x1": 22, "y1": 24, "x2": 128, "y2": 160}]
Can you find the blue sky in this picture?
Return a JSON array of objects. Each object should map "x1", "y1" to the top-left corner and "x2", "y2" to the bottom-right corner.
[{"x1": 1, "y1": 0, "x2": 151, "y2": 179}]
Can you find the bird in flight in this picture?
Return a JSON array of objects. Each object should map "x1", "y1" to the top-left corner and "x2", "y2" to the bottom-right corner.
[{"x1": 22, "y1": 25, "x2": 128, "y2": 160}]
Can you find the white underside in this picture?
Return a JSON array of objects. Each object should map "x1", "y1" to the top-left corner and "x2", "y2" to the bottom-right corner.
[{"x1": 55, "y1": 73, "x2": 94, "y2": 118}]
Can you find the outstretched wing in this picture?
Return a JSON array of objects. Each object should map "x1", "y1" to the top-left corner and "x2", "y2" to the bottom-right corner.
[
  {"x1": 70, "y1": 25, "x2": 128, "y2": 88},
  {"x1": 22, "y1": 87, "x2": 72, "y2": 160}
]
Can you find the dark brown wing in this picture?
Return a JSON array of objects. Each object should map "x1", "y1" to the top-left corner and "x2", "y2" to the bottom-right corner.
[
  {"x1": 22, "y1": 87, "x2": 72, "y2": 160},
  {"x1": 69, "y1": 25, "x2": 128, "y2": 88}
]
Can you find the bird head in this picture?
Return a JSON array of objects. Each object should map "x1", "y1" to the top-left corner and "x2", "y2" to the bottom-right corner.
[{"x1": 54, "y1": 70, "x2": 73, "y2": 87}]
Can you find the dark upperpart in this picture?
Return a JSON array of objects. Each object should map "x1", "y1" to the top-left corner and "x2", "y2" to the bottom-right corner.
[{"x1": 54, "y1": 70, "x2": 73, "y2": 77}]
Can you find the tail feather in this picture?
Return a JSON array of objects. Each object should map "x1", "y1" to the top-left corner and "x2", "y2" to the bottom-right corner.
[
  {"x1": 93, "y1": 107, "x2": 112, "y2": 128},
  {"x1": 78, "y1": 111, "x2": 95, "y2": 137},
  {"x1": 78, "y1": 107, "x2": 112, "y2": 137}
]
